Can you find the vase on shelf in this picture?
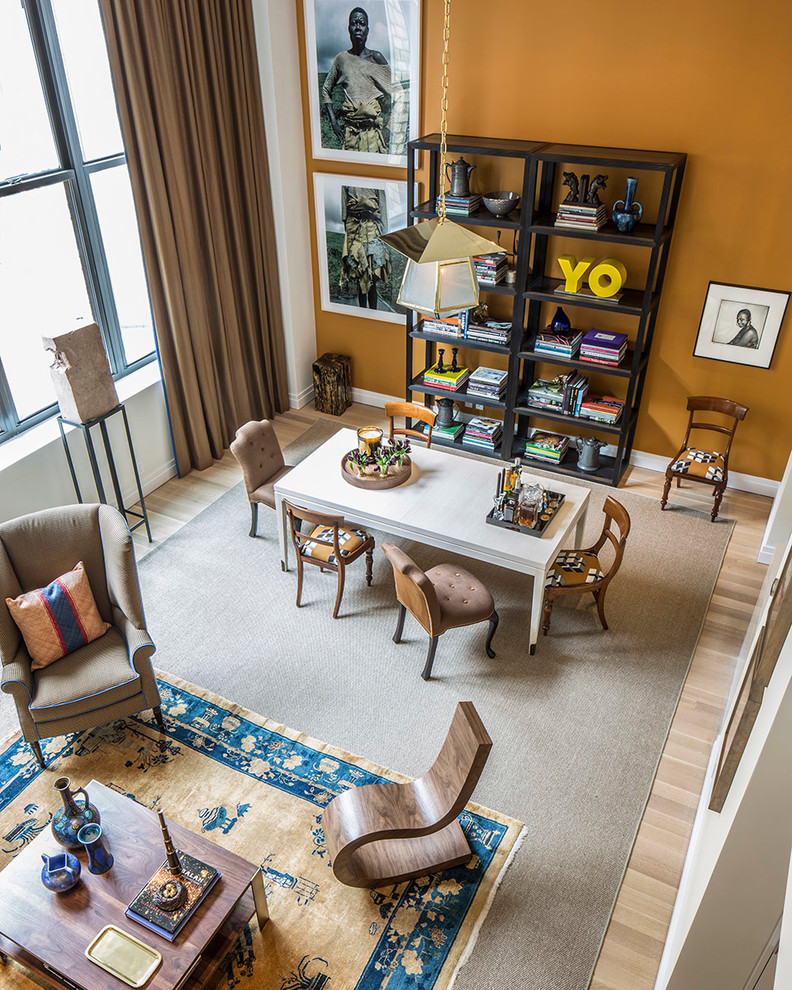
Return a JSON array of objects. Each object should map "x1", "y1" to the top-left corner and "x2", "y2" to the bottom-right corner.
[
  {"x1": 51, "y1": 776, "x2": 101, "y2": 851},
  {"x1": 550, "y1": 307, "x2": 570, "y2": 331},
  {"x1": 612, "y1": 177, "x2": 643, "y2": 233}
]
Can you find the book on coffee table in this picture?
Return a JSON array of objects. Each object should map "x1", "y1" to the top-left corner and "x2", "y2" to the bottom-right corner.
[{"x1": 125, "y1": 850, "x2": 220, "y2": 942}]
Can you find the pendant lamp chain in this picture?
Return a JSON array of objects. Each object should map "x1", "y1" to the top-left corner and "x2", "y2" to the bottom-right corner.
[{"x1": 437, "y1": 0, "x2": 451, "y2": 225}]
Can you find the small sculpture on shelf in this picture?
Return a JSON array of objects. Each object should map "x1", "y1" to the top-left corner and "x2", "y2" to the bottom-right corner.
[
  {"x1": 586, "y1": 174, "x2": 608, "y2": 206},
  {"x1": 556, "y1": 172, "x2": 608, "y2": 231},
  {"x1": 152, "y1": 811, "x2": 187, "y2": 911},
  {"x1": 436, "y1": 348, "x2": 446, "y2": 374},
  {"x1": 562, "y1": 171, "x2": 580, "y2": 204},
  {"x1": 450, "y1": 347, "x2": 459, "y2": 373}
]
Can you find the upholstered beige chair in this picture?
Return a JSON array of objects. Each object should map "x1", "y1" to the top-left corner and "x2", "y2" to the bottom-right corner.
[
  {"x1": 0, "y1": 504, "x2": 162, "y2": 768},
  {"x1": 382, "y1": 543, "x2": 498, "y2": 679},
  {"x1": 230, "y1": 419, "x2": 293, "y2": 537}
]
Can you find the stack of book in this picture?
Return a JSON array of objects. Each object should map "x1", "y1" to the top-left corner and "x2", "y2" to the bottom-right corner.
[
  {"x1": 466, "y1": 366, "x2": 508, "y2": 402},
  {"x1": 422, "y1": 360, "x2": 470, "y2": 391},
  {"x1": 462, "y1": 416, "x2": 502, "y2": 451},
  {"x1": 427, "y1": 420, "x2": 465, "y2": 442},
  {"x1": 523, "y1": 429, "x2": 570, "y2": 465},
  {"x1": 419, "y1": 311, "x2": 470, "y2": 338},
  {"x1": 534, "y1": 326, "x2": 583, "y2": 359},
  {"x1": 466, "y1": 320, "x2": 511, "y2": 347},
  {"x1": 443, "y1": 193, "x2": 482, "y2": 216},
  {"x1": 579, "y1": 329, "x2": 628, "y2": 366},
  {"x1": 526, "y1": 377, "x2": 565, "y2": 413},
  {"x1": 554, "y1": 202, "x2": 608, "y2": 230},
  {"x1": 126, "y1": 851, "x2": 220, "y2": 941},
  {"x1": 579, "y1": 394, "x2": 624, "y2": 424},
  {"x1": 561, "y1": 371, "x2": 588, "y2": 415},
  {"x1": 473, "y1": 253, "x2": 508, "y2": 286}
]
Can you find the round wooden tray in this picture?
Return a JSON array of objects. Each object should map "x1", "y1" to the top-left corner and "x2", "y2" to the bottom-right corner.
[{"x1": 341, "y1": 452, "x2": 412, "y2": 490}]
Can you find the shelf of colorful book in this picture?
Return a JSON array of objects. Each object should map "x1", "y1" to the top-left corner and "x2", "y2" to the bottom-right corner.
[
  {"x1": 523, "y1": 277, "x2": 656, "y2": 316},
  {"x1": 410, "y1": 329, "x2": 511, "y2": 357},
  {"x1": 513, "y1": 397, "x2": 626, "y2": 435},
  {"x1": 529, "y1": 215, "x2": 673, "y2": 248},
  {"x1": 514, "y1": 440, "x2": 620, "y2": 483},
  {"x1": 409, "y1": 374, "x2": 509, "y2": 410},
  {"x1": 519, "y1": 341, "x2": 648, "y2": 379},
  {"x1": 410, "y1": 200, "x2": 522, "y2": 230}
]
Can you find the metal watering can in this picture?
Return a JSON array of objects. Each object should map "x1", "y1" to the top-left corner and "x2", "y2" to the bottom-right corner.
[
  {"x1": 445, "y1": 156, "x2": 476, "y2": 198},
  {"x1": 575, "y1": 436, "x2": 607, "y2": 472}
]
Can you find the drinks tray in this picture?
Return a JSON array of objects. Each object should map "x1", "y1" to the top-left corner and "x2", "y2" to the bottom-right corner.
[{"x1": 485, "y1": 491, "x2": 565, "y2": 538}]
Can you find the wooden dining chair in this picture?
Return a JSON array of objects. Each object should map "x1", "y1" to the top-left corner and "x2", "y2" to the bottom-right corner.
[
  {"x1": 382, "y1": 543, "x2": 498, "y2": 679},
  {"x1": 230, "y1": 419, "x2": 293, "y2": 537},
  {"x1": 322, "y1": 701, "x2": 492, "y2": 888},
  {"x1": 283, "y1": 501, "x2": 374, "y2": 619},
  {"x1": 660, "y1": 395, "x2": 749, "y2": 521},
  {"x1": 542, "y1": 496, "x2": 631, "y2": 635},
  {"x1": 384, "y1": 401, "x2": 437, "y2": 448}
]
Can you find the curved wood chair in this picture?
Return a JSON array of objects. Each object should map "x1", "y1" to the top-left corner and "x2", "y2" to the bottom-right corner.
[
  {"x1": 230, "y1": 419, "x2": 293, "y2": 537},
  {"x1": 542, "y1": 496, "x2": 630, "y2": 635},
  {"x1": 384, "y1": 401, "x2": 437, "y2": 448},
  {"x1": 322, "y1": 701, "x2": 492, "y2": 888},
  {"x1": 382, "y1": 542, "x2": 498, "y2": 680},
  {"x1": 660, "y1": 396, "x2": 748, "y2": 522},
  {"x1": 284, "y1": 501, "x2": 374, "y2": 619}
]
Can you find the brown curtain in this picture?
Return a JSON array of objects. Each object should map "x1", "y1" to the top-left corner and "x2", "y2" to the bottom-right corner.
[{"x1": 99, "y1": 0, "x2": 289, "y2": 474}]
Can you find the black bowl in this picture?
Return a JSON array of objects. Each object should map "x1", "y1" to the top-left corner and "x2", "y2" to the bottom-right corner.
[{"x1": 483, "y1": 191, "x2": 520, "y2": 217}]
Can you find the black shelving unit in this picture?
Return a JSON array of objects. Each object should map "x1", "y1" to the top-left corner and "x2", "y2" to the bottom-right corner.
[{"x1": 403, "y1": 134, "x2": 686, "y2": 486}]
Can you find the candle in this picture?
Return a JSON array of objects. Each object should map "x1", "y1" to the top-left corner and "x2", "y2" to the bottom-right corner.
[{"x1": 357, "y1": 427, "x2": 383, "y2": 457}]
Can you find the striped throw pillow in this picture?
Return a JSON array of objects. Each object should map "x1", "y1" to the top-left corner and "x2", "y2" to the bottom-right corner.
[{"x1": 5, "y1": 561, "x2": 111, "y2": 671}]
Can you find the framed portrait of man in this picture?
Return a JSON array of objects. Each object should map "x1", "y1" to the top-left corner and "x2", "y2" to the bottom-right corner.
[
  {"x1": 693, "y1": 281, "x2": 790, "y2": 369},
  {"x1": 313, "y1": 173, "x2": 408, "y2": 322},
  {"x1": 304, "y1": 0, "x2": 420, "y2": 167}
]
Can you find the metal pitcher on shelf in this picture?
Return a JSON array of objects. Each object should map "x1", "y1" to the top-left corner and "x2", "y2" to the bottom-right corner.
[
  {"x1": 445, "y1": 156, "x2": 476, "y2": 198},
  {"x1": 575, "y1": 436, "x2": 607, "y2": 472}
]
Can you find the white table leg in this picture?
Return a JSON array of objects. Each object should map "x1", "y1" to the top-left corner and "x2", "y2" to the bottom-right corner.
[
  {"x1": 528, "y1": 567, "x2": 546, "y2": 655},
  {"x1": 574, "y1": 507, "x2": 587, "y2": 548},
  {"x1": 275, "y1": 493, "x2": 289, "y2": 572}
]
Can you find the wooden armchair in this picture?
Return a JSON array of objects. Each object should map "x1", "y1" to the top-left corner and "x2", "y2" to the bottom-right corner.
[
  {"x1": 284, "y1": 501, "x2": 374, "y2": 619},
  {"x1": 660, "y1": 396, "x2": 748, "y2": 521},
  {"x1": 322, "y1": 701, "x2": 492, "y2": 888},
  {"x1": 382, "y1": 542, "x2": 498, "y2": 680},
  {"x1": 384, "y1": 401, "x2": 437, "y2": 448},
  {"x1": 542, "y1": 496, "x2": 630, "y2": 635},
  {"x1": 230, "y1": 419, "x2": 293, "y2": 537}
]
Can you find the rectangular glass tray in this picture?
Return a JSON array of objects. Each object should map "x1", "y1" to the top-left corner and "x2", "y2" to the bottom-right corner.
[
  {"x1": 485, "y1": 490, "x2": 565, "y2": 538},
  {"x1": 85, "y1": 925, "x2": 162, "y2": 987}
]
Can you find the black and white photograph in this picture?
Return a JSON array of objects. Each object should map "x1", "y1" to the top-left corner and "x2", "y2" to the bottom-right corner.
[
  {"x1": 304, "y1": 0, "x2": 420, "y2": 166},
  {"x1": 313, "y1": 173, "x2": 408, "y2": 322},
  {"x1": 693, "y1": 281, "x2": 790, "y2": 368}
]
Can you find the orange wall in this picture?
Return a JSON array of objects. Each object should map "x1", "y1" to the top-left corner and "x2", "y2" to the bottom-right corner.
[{"x1": 298, "y1": 0, "x2": 792, "y2": 480}]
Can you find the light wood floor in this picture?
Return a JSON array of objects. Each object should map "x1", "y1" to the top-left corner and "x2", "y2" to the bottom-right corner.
[{"x1": 131, "y1": 402, "x2": 772, "y2": 990}]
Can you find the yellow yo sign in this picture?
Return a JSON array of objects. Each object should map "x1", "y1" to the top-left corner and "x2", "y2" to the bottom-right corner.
[{"x1": 557, "y1": 255, "x2": 627, "y2": 298}]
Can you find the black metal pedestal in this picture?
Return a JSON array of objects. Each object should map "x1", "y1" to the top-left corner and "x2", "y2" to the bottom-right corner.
[{"x1": 57, "y1": 404, "x2": 152, "y2": 542}]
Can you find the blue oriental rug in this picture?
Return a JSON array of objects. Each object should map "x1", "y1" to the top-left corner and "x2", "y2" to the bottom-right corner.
[{"x1": 0, "y1": 673, "x2": 524, "y2": 990}]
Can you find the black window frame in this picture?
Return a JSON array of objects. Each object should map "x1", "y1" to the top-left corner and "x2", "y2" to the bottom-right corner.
[{"x1": 0, "y1": 0, "x2": 156, "y2": 444}]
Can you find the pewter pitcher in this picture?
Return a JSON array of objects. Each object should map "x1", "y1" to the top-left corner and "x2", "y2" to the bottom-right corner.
[{"x1": 445, "y1": 156, "x2": 476, "y2": 198}]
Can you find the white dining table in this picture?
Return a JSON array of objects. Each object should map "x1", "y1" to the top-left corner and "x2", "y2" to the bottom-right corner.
[{"x1": 274, "y1": 428, "x2": 591, "y2": 652}]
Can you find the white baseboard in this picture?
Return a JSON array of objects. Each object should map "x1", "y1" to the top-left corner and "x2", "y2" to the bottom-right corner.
[
  {"x1": 289, "y1": 383, "x2": 316, "y2": 409},
  {"x1": 352, "y1": 386, "x2": 405, "y2": 408},
  {"x1": 120, "y1": 459, "x2": 178, "y2": 510}
]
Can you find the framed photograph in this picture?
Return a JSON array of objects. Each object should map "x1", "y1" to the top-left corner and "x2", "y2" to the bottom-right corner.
[
  {"x1": 693, "y1": 281, "x2": 790, "y2": 369},
  {"x1": 313, "y1": 173, "x2": 408, "y2": 323},
  {"x1": 304, "y1": 0, "x2": 420, "y2": 167}
]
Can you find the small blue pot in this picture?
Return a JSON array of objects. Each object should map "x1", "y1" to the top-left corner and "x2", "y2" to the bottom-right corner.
[{"x1": 41, "y1": 852, "x2": 81, "y2": 893}]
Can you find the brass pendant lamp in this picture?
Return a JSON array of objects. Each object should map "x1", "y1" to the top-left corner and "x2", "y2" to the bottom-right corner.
[{"x1": 379, "y1": 0, "x2": 504, "y2": 318}]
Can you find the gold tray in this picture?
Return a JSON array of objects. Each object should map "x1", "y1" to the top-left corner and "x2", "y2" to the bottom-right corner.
[{"x1": 85, "y1": 925, "x2": 162, "y2": 987}]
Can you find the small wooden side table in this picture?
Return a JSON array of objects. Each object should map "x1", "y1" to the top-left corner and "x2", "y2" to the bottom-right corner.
[
  {"x1": 58, "y1": 403, "x2": 152, "y2": 542},
  {"x1": 0, "y1": 781, "x2": 268, "y2": 989}
]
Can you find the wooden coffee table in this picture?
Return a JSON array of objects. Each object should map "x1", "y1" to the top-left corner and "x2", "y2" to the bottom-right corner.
[{"x1": 0, "y1": 781, "x2": 268, "y2": 990}]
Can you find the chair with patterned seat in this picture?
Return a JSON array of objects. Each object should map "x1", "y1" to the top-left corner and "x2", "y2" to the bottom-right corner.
[
  {"x1": 284, "y1": 501, "x2": 374, "y2": 619},
  {"x1": 660, "y1": 396, "x2": 748, "y2": 522},
  {"x1": 230, "y1": 419, "x2": 293, "y2": 537},
  {"x1": 542, "y1": 496, "x2": 630, "y2": 636},
  {"x1": 384, "y1": 401, "x2": 437, "y2": 448}
]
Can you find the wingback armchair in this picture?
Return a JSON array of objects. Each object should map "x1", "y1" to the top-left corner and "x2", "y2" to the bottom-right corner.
[{"x1": 0, "y1": 504, "x2": 162, "y2": 767}]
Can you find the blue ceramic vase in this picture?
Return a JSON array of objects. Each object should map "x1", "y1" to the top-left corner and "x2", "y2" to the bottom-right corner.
[
  {"x1": 77, "y1": 823, "x2": 114, "y2": 874},
  {"x1": 41, "y1": 852, "x2": 81, "y2": 893},
  {"x1": 550, "y1": 306, "x2": 571, "y2": 331},
  {"x1": 612, "y1": 177, "x2": 643, "y2": 233},
  {"x1": 51, "y1": 776, "x2": 101, "y2": 850}
]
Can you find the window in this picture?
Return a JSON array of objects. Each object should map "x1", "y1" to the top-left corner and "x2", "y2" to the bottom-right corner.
[{"x1": 0, "y1": 0, "x2": 156, "y2": 443}]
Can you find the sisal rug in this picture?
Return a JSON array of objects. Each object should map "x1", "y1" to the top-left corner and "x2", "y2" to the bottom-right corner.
[
  {"x1": 0, "y1": 672, "x2": 524, "y2": 990},
  {"x1": 132, "y1": 421, "x2": 734, "y2": 990}
]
